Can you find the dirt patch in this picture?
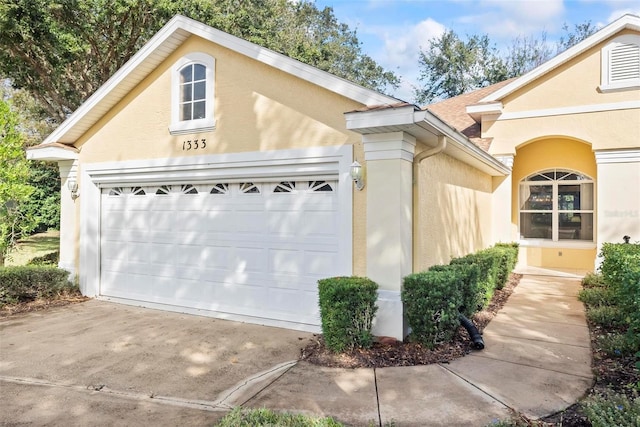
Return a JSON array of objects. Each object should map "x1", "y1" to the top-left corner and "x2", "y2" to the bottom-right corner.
[
  {"x1": 0, "y1": 295, "x2": 89, "y2": 318},
  {"x1": 300, "y1": 273, "x2": 522, "y2": 368}
]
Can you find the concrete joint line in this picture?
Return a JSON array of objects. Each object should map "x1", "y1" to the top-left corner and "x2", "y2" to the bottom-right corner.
[
  {"x1": 373, "y1": 367, "x2": 382, "y2": 427},
  {"x1": 213, "y1": 360, "x2": 299, "y2": 408},
  {"x1": 437, "y1": 364, "x2": 513, "y2": 412},
  {"x1": 492, "y1": 333, "x2": 591, "y2": 349},
  {"x1": 466, "y1": 354, "x2": 593, "y2": 379},
  {"x1": 0, "y1": 375, "x2": 225, "y2": 412}
]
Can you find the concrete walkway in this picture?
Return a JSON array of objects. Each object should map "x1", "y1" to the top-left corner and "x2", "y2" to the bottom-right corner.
[
  {"x1": 243, "y1": 273, "x2": 594, "y2": 426},
  {"x1": 0, "y1": 273, "x2": 593, "y2": 426}
]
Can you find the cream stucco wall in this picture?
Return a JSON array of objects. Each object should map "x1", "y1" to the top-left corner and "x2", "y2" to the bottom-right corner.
[
  {"x1": 69, "y1": 35, "x2": 369, "y2": 276},
  {"x1": 413, "y1": 148, "x2": 493, "y2": 271}
]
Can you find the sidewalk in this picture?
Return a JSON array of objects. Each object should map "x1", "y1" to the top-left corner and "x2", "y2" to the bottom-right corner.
[{"x1": 241, "y1": 273, "x2": 594, "y2": 426}]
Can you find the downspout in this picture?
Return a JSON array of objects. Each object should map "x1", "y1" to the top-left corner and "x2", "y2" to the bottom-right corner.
[{"x1": 412, "y1": 135, "x2": 447, "y2": 270}]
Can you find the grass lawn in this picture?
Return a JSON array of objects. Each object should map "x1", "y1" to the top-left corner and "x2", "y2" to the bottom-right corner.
[{"x1": 5, "y1": 230, "x2": 60, "y2": 266}]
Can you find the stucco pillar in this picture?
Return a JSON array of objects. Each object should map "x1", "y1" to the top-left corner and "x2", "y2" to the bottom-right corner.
[
  {"x1": 58, "y1": 160, "x2": 78, "y2": 280},
  {"x1": 594, "y1": 149, "x2": 640, "y2": 267},
  {"x1": 362, "y1": 131, "x2": 416, "y2": 339},
  {"x1": 492, "y1": 154, "x2": 516, "y2": 244}
]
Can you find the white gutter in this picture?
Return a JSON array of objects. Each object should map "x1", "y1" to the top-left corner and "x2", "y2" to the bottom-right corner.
[{"x1": 413, "y1": 135, "x2": 447, "y2": 181}]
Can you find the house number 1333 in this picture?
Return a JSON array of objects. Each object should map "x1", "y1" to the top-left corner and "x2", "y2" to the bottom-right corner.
[{"x1": 182, "y1": 139, "x2": 207, "y2": 151}]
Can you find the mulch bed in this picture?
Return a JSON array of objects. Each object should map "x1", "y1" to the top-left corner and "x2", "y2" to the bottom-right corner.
[
  {"x1": 300, "y1": 273, "x2": 522, "y2": 368},
  {"x1": 0, "y1": 295, "x2": 89, "y2": 318}
]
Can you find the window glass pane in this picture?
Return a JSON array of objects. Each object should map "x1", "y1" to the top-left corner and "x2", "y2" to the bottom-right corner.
[
  {"x1": 180, "y1": 65, "x2": 193, "y2": 83},
  {"x1": 181, "y1": 83, "x2": 192, "y2": 102},
  {"x1": 194, "y1": 81, "x2": 206, "y2": 100},
  {"x1": 558, "y1": 213, "x2": 593, "y2": 241},
  {"x1": 558, "y1": 185, "x2": 579, "y2": 210},
  {"x1": 527, "y1": 172, "x2": 551, "y2": 181},
  {"x1": 180, "y1": 103, "x2": 192, "y2": 121},
  {"x1": 520, "y1": 184, "x2": 552, "y2": 210},
  {"x1": 520, "y1": 213, "x2": 552, "y2": 239},
  {"x1": 194, "y1": 64, "x2": 206, "y2": 81},
  {"x1": 193, "y1": 101, "x2": 205, "y2": 119}
]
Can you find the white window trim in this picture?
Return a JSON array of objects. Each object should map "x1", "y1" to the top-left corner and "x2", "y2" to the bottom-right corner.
[
  {"x1": 518, "y1": 170, "x2": 595, "y2": 245},
  {"x1": 169, "y1": 52, "x2": 216, "y2": 135},
  {"x1": 600, "y1": 34, "x2": 640, "y2": 93}
]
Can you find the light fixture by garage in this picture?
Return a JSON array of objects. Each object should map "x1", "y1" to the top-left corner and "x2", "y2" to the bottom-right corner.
[{"x1": 350, "y1": 161, "x2": 365, "y2": 191}]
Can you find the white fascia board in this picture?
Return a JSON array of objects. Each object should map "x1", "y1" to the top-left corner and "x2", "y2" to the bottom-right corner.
[
  {"x1": 345, "y1": 105, "x2": 417, "y2": 130},
  {"x1": 179, "y1": 16, "x2": 399, "y2": 106},
  {"x1": 414, "y1": 109, "x2": 511, "y2": 176},
  {"x1": 465, "y1": 102, "x2": 503, "y2": 122},
  {"x1": 26, "y1": 146, "x2": 78, "y2": 161},
  {"x1": 480, "y1": 14, "x2": 640, "y2": 103},
  {"x1": 44, "y1": 15, "x2": 398, "y2": 145}
]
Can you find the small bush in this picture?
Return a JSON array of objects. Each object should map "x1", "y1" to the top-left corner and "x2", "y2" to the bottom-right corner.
[
  {"x1": 599, "y1": 242, "x2": 640, "y2": 287},
  {"x1": 451, "y1": 251, "x2": 500, "y2": 309},
  {"x1": 428, "y1": 263, "x2": 481, "y2": 317},
  {"x1": 402, "y1": 269, "x2": 463, "y2": 349},
  {"x1": 579, "y1": 287, "x2": 616, "y2": 308},
  {"x1": 492, "y1": 243, "x2": 520, "y2": 289},
  {"x1": 581, "y1": 392, "x2": 640, "y2": 427},
  {"x1": 598, "y1": 332, "x2": 637, "y2": 358},
  {"x1": 26, "y1": 251, "x2": 59, "y2": 266},
  {"x1": 587, "y1": 306, "x2": 626, "y2": 328},
  {"x1": 0, "y1": 266, "x2": 75, "y2": 307},
  {"x1": 216, "y1": 407, "x2": 344, "y2": 427},
  {"x1": 318, "y1": 276, "x2": 378, "y2": 353},
  {"x1": 583, "y1": 272, "x2": 607, "y2": 288}
]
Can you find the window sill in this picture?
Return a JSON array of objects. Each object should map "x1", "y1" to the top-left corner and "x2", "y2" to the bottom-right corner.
[
  {"x1": 598, "y1": 81, "x2": 640, "y2": 93},
  {"x1": 169, "y1": 119, "x2": 216, "y2": 136},
  {"x1": 519, "y1": 239, "x2": 596, "y2": 250}
]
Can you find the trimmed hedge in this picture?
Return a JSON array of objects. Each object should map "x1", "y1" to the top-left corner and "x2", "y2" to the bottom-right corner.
[
  {"x1": 318, "y1": 276, "x2": 378, "y2": 353},
  {"x1": 450, "y1": 250, "x2": 500, "y2": 309},
  {"x1": 490, "y1": 244, "x2": 519, "y2": 289},
  {"x1": 26, "y1": 251, "x2": 59, "y2": 266},
  {"x1": 402, "y1": 269, "x2": 463, "y2": 348},
  {"x1": 428, "y1": 263, "x2": 480, "y2": 318},
  {"x1": 0, "y1": 266, "x2": 75, "y2": 307}
]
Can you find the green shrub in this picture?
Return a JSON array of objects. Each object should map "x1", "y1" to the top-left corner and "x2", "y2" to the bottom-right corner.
[
  {"x1": 597, "y1": 332, "x2": 637, "y2": 358},
  {"x1": 216, "y1": 407, "x2": 344, "y2": 427},
  {"x1": 582, "y1": 392, "x2": 640, "y2": 427},
  {"x1": 599, "y1": 242, "x2": 640, "y2": 287},
  {"x1": 402, "y1": 269, "x2": 463, "y2": 349},
  {"x1": 428, "y1": 263, "x2": 481, "y2": 317},
  {"x1": 26, "y1": 251, "x2": 59, "y2": 266},
  {"x1": 451, "y1": 250, "x2": 500, "y2": 309},
  {"x1": 579, "y1": 287, "x2": 617, "y2": 308},
  {"x1": 0, "y1": 266, "x2": 75, "y2": 307},
  {"x1": 587, "y1": 306, "x2": 626, "y2": 328},
  {"x1": 583, "y1": 272, "x2": 607, "y2": 288},
  {"x1": 317, "y1": 276, "x2": 378, "y2": 353},
  {"x1": 487, "y1": 246, "x2": 517, "y2": 290}
]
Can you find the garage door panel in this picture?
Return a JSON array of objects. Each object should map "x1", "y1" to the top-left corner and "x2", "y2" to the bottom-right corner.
[{"x1": 100, "y1": 179, "x2": 341, "y2": 327}]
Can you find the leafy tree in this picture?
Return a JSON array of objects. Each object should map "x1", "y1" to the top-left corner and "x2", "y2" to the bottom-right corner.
[
  {"x1": 415, "y1": 21, "x2": 600, "y2": 104},
  {"x1": 415, "y1": 30, "x2": 506, "y2": 105},
  {"x1": 0, "y1": 98, "x2": 36, "y2": 265},
  {"x1": 0, "y1": 0, "x2": 399, "y2": 122}
]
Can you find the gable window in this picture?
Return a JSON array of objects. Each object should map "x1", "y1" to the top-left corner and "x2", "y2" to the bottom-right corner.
[
  {"x1": 169, "y1": 53, "x2": 216, "y2": 135},
  {"x1": 600, "y1": 35, "x2": 640, "y2": 92},
  {"x1": 519, "y1": 170, "x2": 594, "y2": 242}
]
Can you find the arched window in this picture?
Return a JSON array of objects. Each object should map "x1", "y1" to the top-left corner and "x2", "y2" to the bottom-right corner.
[
  {"x1": 519, "y1": 169, "x2": 594, "y2": 242},
  {"x1": 169, "y1": 53, "x2": 216, "y2": 135}
]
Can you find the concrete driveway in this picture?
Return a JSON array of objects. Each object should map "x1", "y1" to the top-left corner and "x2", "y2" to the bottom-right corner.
[{"x1": 0, "y1": 300, "x2": 311, "y2": 426}]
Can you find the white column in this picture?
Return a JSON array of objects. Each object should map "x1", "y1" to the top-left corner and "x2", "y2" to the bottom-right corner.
[
  {"x1": 492, "y1": 154, "x2": 516, "y2": 245},
  {"x1": 362, "y1": 131, "x2": 416, "y2": 339},
  {"x1": 595, "y1": 149, "x2": 640, "y2": 267},
  {"x1": 58, "y1": 160, "x2": 78, "y2": 280}
]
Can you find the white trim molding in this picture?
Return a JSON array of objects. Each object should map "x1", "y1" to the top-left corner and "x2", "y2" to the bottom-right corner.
[
  {"x1": 493, "y1": 100, "x2": 640, "y2": 121},
  {"x1": 79, "y1": 145, "x2": 354, "y2": 297},
  {"x1": 595, "y1": 149, "x2": 640, "y2": 164},
  {"x1": 600, "y1": 34, "x2": 640, "y2": 92},
  {"x1": 493, "y1": 154, "x2": 515, "y2": 168},
  {"x1": 362, "y1": 132, "x2": 417, "y2": 162},
  {"x1": 26, "y1": 144, "x2": 78, "y2": 161}
]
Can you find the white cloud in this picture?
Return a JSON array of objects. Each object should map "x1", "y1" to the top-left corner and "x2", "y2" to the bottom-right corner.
[{"x1": 364, "y1": 18, "x2": 446, "y2": 102}]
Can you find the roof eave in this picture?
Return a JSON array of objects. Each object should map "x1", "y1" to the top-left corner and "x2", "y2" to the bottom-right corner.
[{"x1": 26, "y1": 143, "x2": 79, "y2": 161}]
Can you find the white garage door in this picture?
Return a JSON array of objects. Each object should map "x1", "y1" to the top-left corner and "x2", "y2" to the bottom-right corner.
[{"x1": 99, "y1": 180, "x2": 340, "y2": 327}]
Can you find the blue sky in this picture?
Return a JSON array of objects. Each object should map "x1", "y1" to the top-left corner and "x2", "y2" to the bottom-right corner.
[{"x1": 313, "y1": 0, "x2": 640, "y2": 102}]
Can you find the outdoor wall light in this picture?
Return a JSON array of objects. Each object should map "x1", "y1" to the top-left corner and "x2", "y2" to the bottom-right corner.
[
  {"x1": 350, "y1": 161, "x2": 365, "y2": 191},
  {"x1": 67, "y1": 178, "x2": 79, "y2": 200}
]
